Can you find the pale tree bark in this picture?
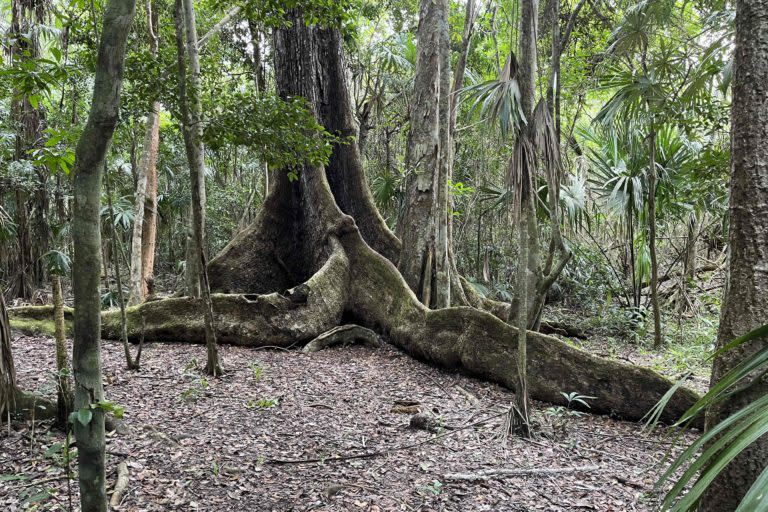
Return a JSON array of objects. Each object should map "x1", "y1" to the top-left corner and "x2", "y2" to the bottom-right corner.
[
  {"x1": 70, "y1": 1, "x2": 136, "y2": 510},
  {"x1": 700, "y1": 0, "x2": 768, "y2": 507},
  {"x1": 139, "y1": 106, "x2": 159, "y2": 299},
  {"x1": 175, "y1": 0, "x2": 221, "y2": 376},
  {"x1": 130, "y1": 0, "x2": 160, "y2": 304},
  {"x1": 398, "y1": 0, "x2": 451, "y2": 308}
]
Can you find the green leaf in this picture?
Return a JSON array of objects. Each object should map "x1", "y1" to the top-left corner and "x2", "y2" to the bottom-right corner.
[
  {"x1": 77, "y1": 408, "x2": 93, "y2": 426},
  {"x1": 736, "y1": 464, "x2": 768, "y2": 512}
]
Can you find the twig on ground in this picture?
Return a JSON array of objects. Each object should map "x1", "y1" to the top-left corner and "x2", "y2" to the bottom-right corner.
[{"x1": 443, "y1": 465, "x2": 600, "y2": 481}]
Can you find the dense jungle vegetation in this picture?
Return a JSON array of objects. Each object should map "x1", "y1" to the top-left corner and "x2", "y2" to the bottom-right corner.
[{"x1": 0, "y1": 0, "x2": 766, "y2": 510}]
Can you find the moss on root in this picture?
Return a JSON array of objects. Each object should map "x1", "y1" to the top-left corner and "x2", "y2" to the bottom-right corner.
[{"x1": 10, "y1": 317, "x2": 72, "y2": 338}]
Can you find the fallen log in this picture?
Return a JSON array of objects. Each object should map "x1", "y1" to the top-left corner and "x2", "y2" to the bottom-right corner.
[{"x1": 110, "y1": 461, "x2": 129, "y2": 507}]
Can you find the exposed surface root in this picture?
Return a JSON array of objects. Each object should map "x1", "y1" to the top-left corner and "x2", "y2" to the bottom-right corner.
[
  {"x1": 9, "y1": 230, "x2": 699, "y2": 424},
  {"x1": 303, "y1": 324, "x2": 381, "y2": 352}
]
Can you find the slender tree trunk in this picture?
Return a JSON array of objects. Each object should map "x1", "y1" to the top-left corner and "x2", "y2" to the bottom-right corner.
[
  {"x1": 71, "y1": 1, "x2": 136, "y2": 510},
  {"x1": 175, "y1": 0, "x2": 221, "y2": 376},
  {"x1": 511, "y1": 199, "x2": 535, "y2": 437},
  {"x1": 700, "y1": 0, "x2": 768, "y2": 507},
  {"x1": 247, "y1": 18, "x2": 267, "y2": 93},
  {"x1": 682, "y1": 211, "x2": 698, "y2": 281},
  {"x1": 131, "y1": 2, "x2": 160, "y2": 304},
  {"x1": 449, "y1": 0, "x2": 478, "y2": 138},
  {"x1": 129, "y1": 150, "x2": 148, "y2": 303},
  {"x1": 140, "y1": 106, "x2": 159, "y2": 299},
  {"x1": 107, "y1": 177, "x2": 140, "y2": 369},
  {"x1": 647, "y1": 126, "x2": 662, "y2": 347},
  {"x1": 52, "y1": 274, "x2": 72, "y2": 428},
  {"x1": 507, "y1": 0, "x2": 540, "y2": 437}
]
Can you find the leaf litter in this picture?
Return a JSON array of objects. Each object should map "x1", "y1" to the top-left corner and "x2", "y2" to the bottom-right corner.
[{"x1": 0, "y1": 334, "x2": 693, "y2": 511}]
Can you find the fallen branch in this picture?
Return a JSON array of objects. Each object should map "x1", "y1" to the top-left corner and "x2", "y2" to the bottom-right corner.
[
  {"x1": 110, "y1": 461, "x2": 129, "y2": 507},
  {"x1": 444, "y1": 465, "x2": 600, "y2": 481}
]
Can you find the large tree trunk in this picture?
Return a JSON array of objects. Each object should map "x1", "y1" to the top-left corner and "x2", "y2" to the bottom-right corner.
[
  {"x1": 314, "y1": 28, "x2": 401, "y2": 264},
  {"x1": 70, "y1": 1, "x2": 136, "y2": 510},
  {"x1": 398, "y1": 0, "x2": 452, "y2": 307},
  {"x1": 700, "y1": 0, "x2": 768, "y2": 508},
  {"x1": 204, "y1": 10, "x2": 698, "y2": 425}
]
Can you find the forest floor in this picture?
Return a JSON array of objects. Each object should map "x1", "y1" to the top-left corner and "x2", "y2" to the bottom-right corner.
[{"x1": 1, "y1": 333, "x2": 697, "y2": 512}]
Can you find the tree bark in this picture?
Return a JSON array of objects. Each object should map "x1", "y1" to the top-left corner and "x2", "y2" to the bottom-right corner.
[
  {"x1": 700, "y1": 0, "x2": 768, "y2": 507},
  {"x1": 1, "y1": 292, "x2": 17, "y2": 425},
  {"x1": 175, "y1": 0, "x2": 221, "y2": 376},
  {"x1": 10, "y1": 0, "x2": 48, "y2": 299},
  {"x1": 398, "y1": 0, "x2": 451, "y2": 307},
  {"x1": 52, "y1": 274, "x2": 72, "y2": 428},
  {"x1": 139, "y1": 1, "x2": 160, "y2": 300},
  {"x1": 450, "y1": 0, "x2": 479, "y2": 138},
  {"x1": 129, "y1": 140, "x2": 149, "y2": 304},
  {"x1": 71, "y1": 1, "x2": 136, "y2": 510},
  {"x1": 139, "y1": 104, "x2": 160, "y2": 300}
]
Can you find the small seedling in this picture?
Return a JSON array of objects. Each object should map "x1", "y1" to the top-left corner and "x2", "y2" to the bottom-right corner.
[
  {"x1": 424, "y1": 480, "x2": 443, "y2": 495},
  {"x1": 180, "y1": 377, "x2": 210, "y2": 402},
  {"x1": 544, "y1": 391, "x2": 596, "y2": 436},
  {"x1": 245, "y1": 397, "x2": 279, "y2": 409},
  {"x1": 248, "y1": 361, "x2": 264, "y2": 381}
]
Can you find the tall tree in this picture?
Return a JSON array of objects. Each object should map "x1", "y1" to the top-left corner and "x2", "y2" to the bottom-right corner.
[
  {"x1": 201, "y1": 7, "x2": 695, "y2": 427},
  {"x1": 130, "y1": 0, "x2": 161, "y2": 305},
  {"x1": 9, "y1": 0, "x2": 49, "y2": 299},
  {"x1": 174, "y1": 0, "x2": 222, "y2": 376},
  {"x1": 508, "y1": 0, "x2": 540, "y2": 438},
  {"x1": 700, "y1": 0, "x2": 768, "y2": 507},
  {"x1": 70, "y1": 0, "x2": 136, "y2": 510},
  {"x1": 398, "y1": 0, "x2": 452, "y2": 307}
]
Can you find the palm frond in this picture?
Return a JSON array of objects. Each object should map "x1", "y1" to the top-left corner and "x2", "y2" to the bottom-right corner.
[
  {"x1": 649, "y1": 324, "x2": 768, "y2": 511},
  {"x1": 458, "y1": 52, "x2": 526, "y2": 137}
]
